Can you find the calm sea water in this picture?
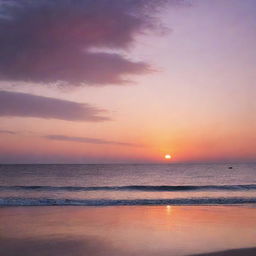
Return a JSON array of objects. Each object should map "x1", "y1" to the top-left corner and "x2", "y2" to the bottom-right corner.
[{"x1": 0, "y1": 163, "x2": 256, "y2": 206}]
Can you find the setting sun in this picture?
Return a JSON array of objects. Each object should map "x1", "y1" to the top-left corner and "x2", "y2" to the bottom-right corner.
[{"x1": 165, "y1": 154, "x2": 172, "y2": 160}]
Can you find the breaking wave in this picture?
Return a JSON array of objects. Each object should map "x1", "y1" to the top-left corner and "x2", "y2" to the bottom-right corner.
[
  {"x1": 1, "y1": 197, "x2": 256, "y2": 206},
  {"x1": 1, "y1": 184, "x2": 256, "y2": 192}
]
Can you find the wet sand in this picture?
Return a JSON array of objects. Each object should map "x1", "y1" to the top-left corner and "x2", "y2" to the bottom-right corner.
[
  {"x1": 0, "y1": 205, "x2": 256, "y2": 256},
  {"x1": 192, "y1": 247, "x2": 256, "y2": 256}
]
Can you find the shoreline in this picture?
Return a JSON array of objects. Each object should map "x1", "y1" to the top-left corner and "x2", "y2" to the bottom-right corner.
[{"x1": 1, "y1": 198, "x2": 256, "y2": 206}]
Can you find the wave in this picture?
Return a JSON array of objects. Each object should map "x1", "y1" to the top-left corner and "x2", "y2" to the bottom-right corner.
[
  {"x1": 1, "y1": 184, "x2": 256, "y2": 192},
  {"x1": 1, "y1": 197, "x2": 256, "y2": 206}
]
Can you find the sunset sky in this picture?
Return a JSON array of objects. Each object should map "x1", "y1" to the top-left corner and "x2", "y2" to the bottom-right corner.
[{"x1": 0, "y1": 0, "x2": 255, "y2": 163}]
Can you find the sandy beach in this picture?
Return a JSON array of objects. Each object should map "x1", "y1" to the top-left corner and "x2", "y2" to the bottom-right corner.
[{"x1": 0, "y1": 205, "x2": 256, "y2": 256}]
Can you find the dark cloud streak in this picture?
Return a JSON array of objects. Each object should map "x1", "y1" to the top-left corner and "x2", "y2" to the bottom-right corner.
[
  {"x1": 0, "y1": 129, "x2": 16, "y2": 134},
  {"x1": 0, "y1": 91, "x2": 109, "y2": 121},
  {"x1": 0, "y1": 0, "x2": 179, "y2": 85},
  {"x1": 45, "y1": 134, "x2": 142, "y2": 147}
]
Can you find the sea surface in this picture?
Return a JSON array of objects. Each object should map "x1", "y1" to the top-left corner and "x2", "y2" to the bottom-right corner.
[
  {"x1": 1, "y1": 163, "x2": 256, "y2": 256},
  {"x1": 0, "y1": 163, "x2": 256, "y2": 206}
]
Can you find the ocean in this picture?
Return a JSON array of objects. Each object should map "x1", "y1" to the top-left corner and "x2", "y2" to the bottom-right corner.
[{"x1": 1, "y1": 163, "x2": 256, "y2": 206}]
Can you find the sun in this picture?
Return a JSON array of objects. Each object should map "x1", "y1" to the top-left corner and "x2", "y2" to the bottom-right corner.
[{"x1": 164, "y1": 154, "x2": 172, "y2": 160}]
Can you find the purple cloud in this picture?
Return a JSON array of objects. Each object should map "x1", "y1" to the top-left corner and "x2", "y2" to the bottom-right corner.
[
  {"x1": 0, "y1": 91, "x2": 109, "y2": 121},
  {"x1": 0, "y1": 0, "x2": 179, "y2": 85},
  {"x1": 44, "y1": 134, "x2": 141, "y2": 147}
]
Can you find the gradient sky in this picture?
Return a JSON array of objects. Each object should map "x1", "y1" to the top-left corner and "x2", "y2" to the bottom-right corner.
[{"x1": 0, "y1": 0, "x2": 255, "y2": 163}]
